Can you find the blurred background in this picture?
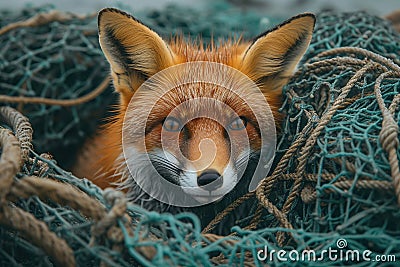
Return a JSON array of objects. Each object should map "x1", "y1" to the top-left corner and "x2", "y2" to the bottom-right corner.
[{"x1": 2, "y1": 0, "x2": 399, "y2": 17}]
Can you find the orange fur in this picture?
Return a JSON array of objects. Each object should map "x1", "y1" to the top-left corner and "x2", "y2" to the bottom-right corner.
[{"x1": 73, "y1": 8, "x2": 315, "y2": 188}]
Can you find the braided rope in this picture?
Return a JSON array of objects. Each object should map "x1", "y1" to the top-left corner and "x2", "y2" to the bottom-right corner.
[
  {"x1": 0, "y1": 106, "x2": 138, "y2": 266},
  {"x1": 374, "y1": 72, "x2": 400, "y2": 205}
]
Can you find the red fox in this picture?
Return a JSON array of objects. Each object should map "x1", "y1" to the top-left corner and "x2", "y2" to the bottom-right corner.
[{"x1": 74, "y1": 8, "x2": 315, "y2": 226}]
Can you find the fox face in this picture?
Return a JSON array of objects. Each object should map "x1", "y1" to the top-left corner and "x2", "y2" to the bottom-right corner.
[
  {"x1": 121, "y1": 62, "x2": 276, "y2": 206},
  {"x1": 76, "y1": 8, "x2": 315, "y2": 213}
]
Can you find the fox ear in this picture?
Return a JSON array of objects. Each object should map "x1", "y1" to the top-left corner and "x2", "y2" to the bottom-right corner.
[
  {"x1": 241, "y1": 13, "x2": 315, "y2": 93},
  {"x1": 98, "y1": 8, "x2": 175, "y2": 101}
]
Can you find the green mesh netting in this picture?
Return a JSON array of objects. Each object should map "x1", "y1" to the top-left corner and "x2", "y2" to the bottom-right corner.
[
  {"x1": 0, "y1": 5, "x2": 113, "y2": 168},
  {"x1": 1, "y1": 4, "x2": 400, "y2": 267}
]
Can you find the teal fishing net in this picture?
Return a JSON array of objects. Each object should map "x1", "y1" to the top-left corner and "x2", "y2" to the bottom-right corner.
[
  {"x1": 0, "y1": 5, "x2": 113, "y2": 169},
  {"x1": 1, "y1": 4, "x2": 400, "y2": 267}
]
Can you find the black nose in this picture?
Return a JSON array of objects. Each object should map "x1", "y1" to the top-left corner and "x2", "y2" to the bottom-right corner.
[{"x1": 197, "y1": 169, "x2": 223, "y2": 191}]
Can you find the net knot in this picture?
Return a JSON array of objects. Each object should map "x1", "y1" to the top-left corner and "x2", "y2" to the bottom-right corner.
[
  {"x1": 301, "y1": 185, "x2": 316, "y2": 204},
  {"x1": 91, "y1": 188, "x2": 128, "y2": 243}
]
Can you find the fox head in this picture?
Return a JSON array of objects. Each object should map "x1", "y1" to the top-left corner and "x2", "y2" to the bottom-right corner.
[{"x1": 96, "y1": 8, "x2": 315, "y2": 207}]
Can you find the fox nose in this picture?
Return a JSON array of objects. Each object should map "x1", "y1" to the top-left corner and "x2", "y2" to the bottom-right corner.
[{"x1": 197, "y1": 169, "x2": 223, "y2": 191}]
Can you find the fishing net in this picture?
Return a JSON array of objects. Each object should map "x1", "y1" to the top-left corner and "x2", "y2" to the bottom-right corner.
[
  {"x1": 0, "y1": 5, "x2": 114, "y2": 169},
  {"x1": 1, "y1": 3, "x2": 400, "y2": 267}
]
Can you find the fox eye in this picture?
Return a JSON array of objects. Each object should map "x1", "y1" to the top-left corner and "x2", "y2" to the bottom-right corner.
[
  {"x1": 228, "y1": 116, "x2": 247, "y2": 130},
  {"x1": 163, "y1": 117, "x2": 182, "y2": 132}
]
